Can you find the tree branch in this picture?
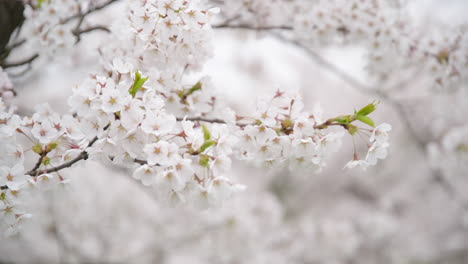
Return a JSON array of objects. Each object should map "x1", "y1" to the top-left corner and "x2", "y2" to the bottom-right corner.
[
  {"x1": 61, "y1": 0, "x2": 120, "y2": 24},
  {"x1": 213, "y1": 24, "x2": 293, "y2": 31},
  {"x1": 1, "y1": 53, "x2": 38, "y2": 68},
  {"x1": 75, "y1": 25, "x2": 110, "y2": 35},
  {"x1": 26, "y1": 124, "x2": 110, "y2": 176},
  {"x1": 21, "y1": 112, "x2": 344, "y2": 179},
  {"x1": 1, "y1": 0, "x2": 117, "y2": 68},
  {"x1": 215, "y1": 23, "x2": 429, "y2": 151}
]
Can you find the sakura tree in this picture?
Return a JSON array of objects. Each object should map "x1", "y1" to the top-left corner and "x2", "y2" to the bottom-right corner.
[{"x1": 0, "y1": 0, "x2": 467, "y2": 263}]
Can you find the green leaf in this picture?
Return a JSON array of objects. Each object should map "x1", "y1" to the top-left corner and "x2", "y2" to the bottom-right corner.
[
  {"x1": 199, "y1": 154, "x2": 210, "y2": 167},
  {"x1": 281, "y1": 118, "x2": 293, "y2": 129},
  {"x1": 199, "y1": 140, "x2": 215, "y2": 153},
  {"x1": 36, "y1": 0, "x2": 45, "y2": 8},
  {"x1": 333, "y1": 115, "x2": 352, "y2": 124},
  {"x1": 456, "y1": 144, "x2": 468, "y2": 153},
  {"x1": 129, "y1": 71, "x2": 148, "y2": 98},
  {"x1": 202, "y1": 124, "x2": 210, "y2": 141},
  {"x1": 187, "y1": 81, "x2": 202, "y2": 95},
  {"x1": 42, "y1": 157, "x2": 51, "y2": 166},
  {"x1": 356, "y1": 115, "x2": 375, "y2": 127},
  {"x1": 347, "y1": 124, "x2": 359, "y2": 135},
  {"x1": 176, "y1": 90, "x2": 185, "y2": 99},
  {"x1": 0, "y1": 192, "x2": 5, "y2": 200},
  {"x1": 32, "y1": 143, "x2": 43, "y2": 154},
  {"x1": 45, "y1": 142, "x2": 58, "y2": 152},
  {"x1": 357, "y1": 103, "x2": 377, "y2": 116}
]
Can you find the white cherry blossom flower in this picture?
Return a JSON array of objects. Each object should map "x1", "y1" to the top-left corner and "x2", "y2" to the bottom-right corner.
[
  {"x1": 31, "y1": 120, "x2": 59, "y2": 144},
  {"x1": 0, "y1": 164, "x2": 28, "y2": 190},
  {"x1": 133, "y1": 165, "x2": 158, "y2": 186}
]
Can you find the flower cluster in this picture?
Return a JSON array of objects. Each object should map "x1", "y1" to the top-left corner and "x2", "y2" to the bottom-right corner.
[
  {"x1": 215, "y1": 0, "x2": 295, "y2": 28},
  {"x1": 236, "y1": 91, "x2": 344, "y2": 171},
  {"x1": 0, "y1": 97, "x2": 94, "y2": 234},
  {"x1": 345, "y1": 123, "x2": 391, "y2": 169},
  {"x1": 294, "y1": 0, "x2": 468, "y2": 90},
  {"x1": 69, "y1": 61, "x2": 244, "y2": 208},
  {"x1": 367, "y1": 26, "x2": 468, "y2": 91},
  {"x1": 0, "y1": 99, "x2": 28, "y2": 236},
  {"x1": 215, "y1": 0, "x2": 468, "y2": 91},
  {"x1": 99, "y1": 0, "x2": 226, "y2": 118},
  {"x1": 21, "y1": 0, "x2": 78, "y2": 55},
  {"x1": 294, "y1": 0, "x2": 394, "y2": 46},
  {"x1": 21, "y1": 0, "x2": 114, "y2": 56},
  {"x1": 0, "y1": 68, "x2": 14, "y2": 104},
  {"x1": 428, "y1": 125, "x2": 468, "y2": 177},
  {"x1": 65, "y1": 0, "x2": 252, "y2": 208},
  {"x1": 121, "y1": 0, "x2": 218, "y2": 71},
  {"x1": 0, "y1": 0, "x2": 394, "y2": 236}
]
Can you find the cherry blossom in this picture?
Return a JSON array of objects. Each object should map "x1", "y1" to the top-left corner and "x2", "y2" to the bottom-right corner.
[{"x1": 0, "y1": 0, "x2": 394, "y2": 237}]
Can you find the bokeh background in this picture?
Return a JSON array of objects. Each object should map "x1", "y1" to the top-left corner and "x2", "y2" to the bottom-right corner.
[{"x1": 1, "y1": 0, "x2": 468, "y2": 263}]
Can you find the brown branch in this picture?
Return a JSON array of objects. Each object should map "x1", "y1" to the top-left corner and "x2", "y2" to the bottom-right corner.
[
  {"x1": 26, "y1": 124, "x2": 110, "y2": 176},
  {"x1": 30, "y1": 155, "x2": 45, "y2": 173},
  {"x1": 21, "y1": 113, "x2": 343, "y2": 178},
  {"x1": 75, "y1": 25, "x2": 110, "y2": 35},
  {"x1": 61, "y1": 0, "x2": 120, "y2": 24},
  {"x1": 1, "y1": 53, "x2": 38, "y2": 68},
  {"x1": 1, "y1": 0, "x2": 117, "y2": 68},
  {"x1": 176, "y1": 116, "x2": 240, "y2": 125},
  {"x1": 215, "y1": 21, "x2": 430, "y2": 154},
  {"x1": 27, "y1": 139, "x2": 94, "y2": 176},
  {"x1": 213, "y1": 24, "x2": 293, "y2": 31},
  {"x1": 73, "y1": 25, "x2": 111, "y2": 43},
  {"x1": 0, "y1": 39, "x2": 26, "y2": 60},
  {"x1": 178, "y1": 116, "x2": 344, "y2": 130},
  {"x1": 270, "y1": 33, "x2": 429, "y2": 150}
]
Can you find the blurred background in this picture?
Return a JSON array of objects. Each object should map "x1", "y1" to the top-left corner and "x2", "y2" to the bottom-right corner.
[{"x1": 1, "y1": 0, "x2": 468, "y2": 263}]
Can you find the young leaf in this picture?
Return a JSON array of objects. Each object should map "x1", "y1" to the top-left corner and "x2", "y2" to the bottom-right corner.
[
  {"x1": 333, "y1": 115, "x2": 352, "y2": 124},
  {"x1": 36, "y1": 0, "x2": 45, "y2": 8},
  {"x1": 356, "y1": 115, "x2": 375, "y2": 127},
  {"x1": 199, "y1": 154, "x2": 210, "y2": 167},
  {"x1": 32, "y1": 143, "x2": 43, "y2": 154},
  {"x1": 347, "y1": 124, "x2": 359, "y2": 135},
  {"x1": 357, "y1": 103, "x2": 376, "y2": 116},
  {"x1": 200, "y1": 140, "x2": 215, "y2": 152},
  {"x1": 129, "y1": 71, "x2": 148, "y2": 98},
  {"x1": 42, "y1": 157, "x2": 51, "y2": 166},
  {"x1": 187, "y1": 81, "x2": 202, "y2": 95},
  {"x1": 202, "y1": 124, "x2": 210, "y2": 141}
]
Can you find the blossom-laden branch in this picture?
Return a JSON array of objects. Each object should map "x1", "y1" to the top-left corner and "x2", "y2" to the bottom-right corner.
[
  {"x1": 0, "y1": 0, "x2": 393, "y2": 236},
  {"x1": 25, "y1": 125, "x2": 108, "y2": 177},
  {"x1": 212, "y1": 19, "x2": 429, "y2": 152},
  {"x1": 211, "y1": 9, "x2": 465, "y2": 201},
  {"x1": 31, "y1": 100, "x2": 381, "y2": 175},
  {"x1": 1, "y1": 0, "x2": 117, "y2": 69}
]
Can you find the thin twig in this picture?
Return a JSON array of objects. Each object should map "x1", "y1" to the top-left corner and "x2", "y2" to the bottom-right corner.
[
  {"x1": 2, "y1": 0, "x2": 117, "y2": 69},
  {"x1": 75, "y1": 25, "x2": 110, "y2": 35},
  {"x1": 213, "y1": 24, "x2": 293, "y2": 31},
  {"x1": 26, "y1": 138, "x2": 96, "y2": 176},
  {"x1": 30, "y1": 155, "x2": 45, "y2": 173},
  {"x1": 1, "y1": 53, "x2": 38, "y2": 68},
  {"x1": 176, "y1": 116, "x2": 240, "y2": 125},
  {"x1": 22, "y1": 113, "x2": 341, "y2": 178},
  {"x1": 0, "y1": 39, "x2": 26, "y2": 60},
  {"x1": 26, "y1": 124, "x2": 110, "y2": 176},
  {"x1": 61, "y1": 0, "x2": 120, "y2": 24}
]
